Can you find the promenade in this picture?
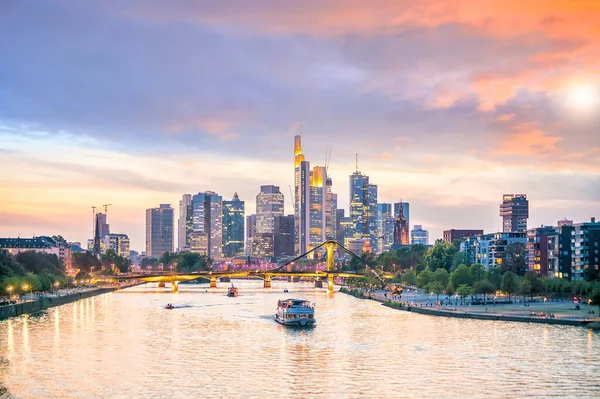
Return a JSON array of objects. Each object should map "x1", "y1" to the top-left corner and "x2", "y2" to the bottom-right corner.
[{"x1": 344, "y1": 287, "x2": 600, "y2": 328}]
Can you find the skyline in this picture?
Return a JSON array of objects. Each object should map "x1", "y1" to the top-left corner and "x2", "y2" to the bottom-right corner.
[{"x1": 1, "y1": 1, "x2": 599, "y2": 251}]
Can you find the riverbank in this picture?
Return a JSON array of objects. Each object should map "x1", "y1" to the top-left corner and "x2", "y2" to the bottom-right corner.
[
  {"x1": 0, "y1": 285, "x2": 131, "y2": 320},
  {"x1": 340, "y1": 287, "x2": 600, "y2": 328}
]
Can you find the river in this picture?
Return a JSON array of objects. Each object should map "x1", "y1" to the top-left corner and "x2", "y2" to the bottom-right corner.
[{"x1": 1, "y1": 280, "x2": 599, "y2": 399}]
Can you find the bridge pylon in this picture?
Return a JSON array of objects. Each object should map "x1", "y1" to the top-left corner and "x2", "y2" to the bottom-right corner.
[
  {"x1": 209, "y1": 276, "x2": 217, "y2": 288},
  {"x1": 171, "y1": 281, "x2": 179, "y2": 293},
  {"x1": 264, "y1": 275, "x2": 272, "y2": 288}
]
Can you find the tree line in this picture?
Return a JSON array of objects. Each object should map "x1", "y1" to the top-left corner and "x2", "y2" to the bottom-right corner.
[{"x1": 0, "y1": 250, "x2": 67, "y2": 296}]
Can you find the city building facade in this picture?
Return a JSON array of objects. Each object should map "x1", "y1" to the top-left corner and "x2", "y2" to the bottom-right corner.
[
  {"x1": 256, "y1": 185, "x2": 284, "y2": 234},
  {"x1": 190, "y1": 192, "x2": 223, "y2": 258},
  {"x1": 103, "y1": 233, "x2": 130, "y2": 258},
  {"x1": 178, "y1": 194, "x2": 192, "y2": 251},
  {"x1": 145, "y1": 204, "x2": 174, "y2": 258},
  {"x1": 411, "y1": 225, "x2": 429, "y2": 245},
  {"x1": 222, "y1": 193, "x2": 245, "y2": 257},
  {"x1": 500, "y1": 194, "x2": 529, "y2": 233},
  {"x1": 443, "y1": 229, "x2": 484, "y2": 243},
  {"x1": 274, "y1": 215, "x2": 295, "y2": 258}
]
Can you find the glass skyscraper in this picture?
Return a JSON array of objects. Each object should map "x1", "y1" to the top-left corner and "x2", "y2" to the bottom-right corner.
[
  {"x1": 222, "y1": 193, "x2": 245, "y2": 257},
  {"x1": 190, "y1": 192, "x2": 223, "y2": 258},
  {"x1": 145, "y1": 204, "x2": 174, "y2": 258},
  {"x1": 349, "y1": 170, "x2": 378, "y2": 251}
]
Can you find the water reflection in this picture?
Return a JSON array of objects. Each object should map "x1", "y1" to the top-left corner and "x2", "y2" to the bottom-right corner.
[{"x1": 0, "y1": 281, "x2": 598, "y2": 399}]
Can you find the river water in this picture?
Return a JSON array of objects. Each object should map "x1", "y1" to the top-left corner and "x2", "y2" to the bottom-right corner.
[{"x1": 1, "y1": 280, "x2": 599, "y2": 399}]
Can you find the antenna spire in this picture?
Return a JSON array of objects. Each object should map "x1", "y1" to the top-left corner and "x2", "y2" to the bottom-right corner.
[{"x1": 356, "y1": 153, "x2": 358, "y2": 173}]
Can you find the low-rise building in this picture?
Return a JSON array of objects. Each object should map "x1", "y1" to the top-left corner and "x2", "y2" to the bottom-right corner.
[
  {"x1": 443, "y1": 229, "x2": 484, "y2": 243},
  {"x1": 0, "y1": 236, "x2": 72, "y2": 270}
]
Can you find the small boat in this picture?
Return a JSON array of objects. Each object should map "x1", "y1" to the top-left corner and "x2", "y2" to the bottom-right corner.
[
  {"x1": 227, "y1": 285, "x2": 238, "y2": 297},
  {"x1": 283, "y1": 289, "x2": 289, "y2": 293},
  {"x1": 165, "y1": 303, "x2": 174, "y2": 310},
  {"x1": 275, "y1": 299, "x2": 315, "y2": 326}
]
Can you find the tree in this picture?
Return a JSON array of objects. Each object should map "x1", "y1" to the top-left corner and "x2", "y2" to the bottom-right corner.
[
  {"x1": 501, "y1": 271, "x2": 519, "y2": 300},
  {"x1": 177, "y1": 252, "x2": 212, "y2": 272},
  {"x1": 424, "y1": 240, "x2": 457, "y2": 272},
  {"x1": 0, "y1": 250, "x2": 26, "y2": 278},
  {"x1": 450, "y1": 264, "x2": 473, "y2": 288},
  {"x1": 401, "y1": 269, "x2": 417, "y2": 286},
  {"x1": 416, "y1": 268, "x2": 433, "y2": 288},
  {"x1": 15, "y1": 251, "x2": 64, "y2": 276},
  {"x1": 520, "y1": 279, "x2": 532, "y2": 301},
  {"x1": 522, "y1": 271, "x2": 545, "y2": 299},
  {"x1": 433, "y1": 268, "x2": 450, "y2": 287},
  {"x1": 487, "y1": 267, "x2": 502, "y2": 290},
  {"x1": 452, "y1": 251, "x2": 472, "y2": 270},
  {"x1": 456, "y1": 284, "x2": 474, "y2": 305},
  {"x1": 141, "y1": 257, "x2": 160, "y2": 270},
  {"x1": 72, "y1": 251, "x2": 101, "y2": 273},
  {"x1": 474, "y1": 279, "x2": 496, "y2": 301},
  {"x1": 470, "y1": 263, "x2": 485, "y2": 283},
  {"x1": 501, "y1": 242, "x2": 528, "y2": 276},
  {"x1": 445, "y1": 283, "x2": 455, "y2": 297}
]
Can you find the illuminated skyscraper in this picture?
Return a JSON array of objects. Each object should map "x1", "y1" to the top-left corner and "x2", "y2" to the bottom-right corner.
[
  {"x1": 349, "y1": 169, "x2": 378, "y2": 251},
  {"x1": 191, "y1": 192, "x2": 223, "y2": 258},
  {"x1": 309, "y1": 166, "x2": 327, "y2": 249},
  {"x1": 256, "y1": 185, "x2": 284, "y2": 234},
  {"x1": 222, "y1": 193, "x2": 245, "y2": 257},
  {"x1": 377, "y1": 203, "x2": 394, "y2": 252},
  {"x1": 178, "y1": 194, "x2": 192, "y2": 251},
  {"x1": 294, "y1": 134, "x2": 310, "y2": 255},
  {"x1": 145, "y1": 204, "x2": 174, "y2": 257},
  {"x1": 325, "y1": 180, "x2": 337, "y2": 241}
]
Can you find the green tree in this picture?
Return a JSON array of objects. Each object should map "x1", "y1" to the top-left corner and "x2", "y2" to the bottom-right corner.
[
  {"x1": 501, "y1": 242, "x2": 528, "y2": 276},
  {"x1": 0, "y1": 250, "x2": 26, "y2": 278},
  {"x1": 401, "y1": 269, "x2": 417, "y2": 286},
  {"x1": 445, "y1": 282, "x2": 455, "y2": 297},
  {"x1": 456, "y1": 284, "x2": 474, "y2": 305},
  {"x1": 450, "y1": 264, "x2": 473, "y2": 288},
  {"x1": 416, "y1": 268, "x2": 433, "y2": 288},
  {"x1": 487, "y1": 267, "x2": 502, "y2": 290},
  {"x1": 474, "y1": 279, "x2": 496, "y2": 300},
  {"x1": 433, "y1": 268, "x2": 450, "y2": 287},
  {"x1": 520, "y1": 279, "x2": 532, "y2": 301},
  {"x1": 522, "y1": 271, "x2": 544, "y2": 299},
  {"x1": 72, "y1": 251, "x2": 101, "y2": 273},
  {"x1": 452, "y1": 251, "x2": 472, "y2": 270},
  {"x1": 501, "y1": 271, "x2": 519, "y2": 300},
  {"x1": 470, "y1": 263, "x2": 485, "y2": 283},
  {"x1": 424, "y1": 240, "x2": 457, "y2": 272}
]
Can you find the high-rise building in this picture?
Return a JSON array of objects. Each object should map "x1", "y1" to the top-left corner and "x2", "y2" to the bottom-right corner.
[
  {"x1": 95, "y1": 213, "x2": 110, "y2": 239},
  {"x1": 325, "y1": 180, "x2": 337, "y2": 241},
  {"x1": 500, "y1": 194, "x2": 529, "y2": 232},
  {"x1": 222, "y1": 193, "x2": 245, "y2": 257},
  {"x1": 294, "y1": 135, "x2": 310, "y2": 255},
  {"x1": 252, "y1": 233, "x2": 274, "y2": 258},
  {"x1": 411, "y1": 225, "x2": 429, "y2": 245},
  {"x1": 570, "y1": 217, "x2": 600, "y2": 281},
  {"x1": 335, "y1": 209, "x2": 345, "y2": 245},
  {"x1": 245, "y1": 214, "x2": 257, "y2": 256},
  {"x1": 377, "y1": 203, "x2": 394, "y2": 252},
  {"x1": 274, "y1": 215, "x2": 295, "y2": 258},
  {"x1": 190, "y1": 192, "x2": 223, "y2": 258},
  {"x1": 349, "y1": 170, "x2": 378, "y2": 250},
  {"x1": 145, "y1": 204, "x2": 174, "y2": 258},
  {"x1": 460, "y1": 232, "x2": 526, "y2": 270},
  {"x1": 104, "y1": 233, "x2": 130, "y2": 258},
  {"x1": 256, "y1": 185, "x2": 284, "y2": 234},
  {"x1": 443, "y1": 229, "x2": 484, "y2": 243},
  {"x1": 309, "y1": 166, "x2": 327, "y2": 250},
  {"x1": 339, "y1": 216, "x2": 355, "y2": 248},
  {"x1": 394, "y1": 202, "x2": 410, "y2": 232},
  {"x1": 178, "y1": 194, "x2": 192, "y2": 251}
]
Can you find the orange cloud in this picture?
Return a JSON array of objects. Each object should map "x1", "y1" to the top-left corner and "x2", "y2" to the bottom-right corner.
[{"x1": 493, "y1": 122, "x2": 563, "y2": 157}]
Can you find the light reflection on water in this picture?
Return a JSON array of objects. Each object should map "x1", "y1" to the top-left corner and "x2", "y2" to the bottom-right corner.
[{"x1": 0, "y1": 280, "x2": 599, "y2": 399}]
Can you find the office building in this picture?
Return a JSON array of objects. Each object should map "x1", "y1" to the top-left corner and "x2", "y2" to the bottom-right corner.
[
  {"x1": 325, "y1": 183, "x2": 337, "y2": 241},
  {"x1": 294, "y1": 135, "x2": 310, "y2": 255},
  {"x1": 274, "y1": 215, "x2": 295, "y2": 258},
  {"x1": 309, "y1": 166, "x2": 327, "y2": 249},
  {"x1": 443, "y1": 229, "x2": 484, "y2": 243},
  {"x1": 178, "y1": 194, "x2": 192, "y2": 251},
  {"x1": 570, "y1": 217, "x2": 600, "y2": 281},
  {"x1": 245, "y1": 214, "x2": 257, "y2": 256},
  {"x1": 377, "y1": 203, "x2": 395, "y2": 252},
  {"x1": 339, "y1": 216, "x2": 355, "y2": 249},
  {"x1": 145, "y1": 204, "x2": 174, "y2": 257},
  {"x1": 349, "y1": 169, "x2": 378, "y2": 250},
  {"x1": 190, "y1": 192, "x2": 223, "y2": 258},
  {"x1": 222, "y1": 193, "x2": 245, "y2": 257},
  {"x1": 500, "y1": 194, "x2": 529, "y2": 233},
  {"x1": 336, "y1": 209, "x2": 346, "y2": 245},
  {"x1": 411, "y1": 225, "x2": 429, "y2": 245},
  {"x1": 460, "y1": 232, "x2": 526, "y2": 270},
  {"x1": 527, "y1": 226, "x2": 558, "y2": 277},
  {"x1": 252, "y1": 233, "x2": 274, "y2": 258},
  {"x1": 256, "y1": 185, "x2": 284, "y2": 234},
  {"x1": 103, "y1": 233, "x2": 130, "y2": 258}
]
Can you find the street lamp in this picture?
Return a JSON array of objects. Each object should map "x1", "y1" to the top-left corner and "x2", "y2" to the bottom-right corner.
[
  {"x1": 6, "y1": 286, "x2": 13, "y2": 298},
  {"x1": 22, "y1": 284, "x2": 30, "y2": 300},
  {"x1": 544, "y1": 297, "x2": 548, "y2": 315}
]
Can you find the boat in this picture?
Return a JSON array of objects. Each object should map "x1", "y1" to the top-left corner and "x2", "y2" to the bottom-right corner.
[
  {"x1": 283, "y1": 289, "x2": 289, "y2": 293},
  {"x1": 275, "y1": 299, "x2": 315, "y2": 326},
  {"x1": 227, "y1": 285, "x2": 238, "y2": 297},
  {"x1": 165, "y1": 303, "x2": 174, "y2": 310}
]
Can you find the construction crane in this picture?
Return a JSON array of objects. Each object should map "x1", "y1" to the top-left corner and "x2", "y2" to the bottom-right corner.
[
  {"x1": 325, "y1": 146, "x2": 333, "y2": 172},
  {"x1": 102, "y1": 204, "x2": 112, "y2": 214}
]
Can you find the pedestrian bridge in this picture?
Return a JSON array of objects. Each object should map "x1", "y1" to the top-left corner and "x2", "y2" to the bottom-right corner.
[{"x1": 114, "y1": 240, "x2": 386, "y2": 293}]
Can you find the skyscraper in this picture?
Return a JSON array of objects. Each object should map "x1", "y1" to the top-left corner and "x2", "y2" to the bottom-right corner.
[
  {"x1": 145, "y1": 204, "x2": 174, "y2": 258},
  {"x1": 274, "y1": 215, "x2": 295, "y2": 258},
  {"x1": 178, "y1": 194, "x2": 192, "y2": 251},
  {"x1": 335, "y1": 209, "x2": 345, "y2": 245},
  {"x1": 245, "y1": 214, "x2": 257, "y2": 256},
  {"x1": 350, "y1": 169, "x2": 378, "y2": 250},
  {"x1": 377, "y1": 203, "x2": 394, "y2": 252},
  {"x1": 309, "y1": 166, "x2": 327, "y2": 249},
  {"x1": 256, "y1": 185, "x2": 285, "y2": 234},
  {"x1": 190, "y1": 192, "x2": 223, "y2": 258},
  {"x1": 222, "y1": 193, "x2": 245, "y2": 257},
  {"x1": 95, "y1": 213, "x2": 110, "y2": 239},
  {"x1": 500, "y1": 194, "x2": 529, "y2": 232},
  {"x1": 325, "y1": 180, "x2": 337, "y2": 241},
  {"x1": 411, "y1": 225, "x2": 429, "y2": 245},
  {"x1": 294, "y1": 134, "x2": 310, "y2": 255}
]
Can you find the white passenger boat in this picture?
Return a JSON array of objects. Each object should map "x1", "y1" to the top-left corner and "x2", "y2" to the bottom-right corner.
[{"x1": 275, "y1": 299, "x2": 315, "y2": 326}]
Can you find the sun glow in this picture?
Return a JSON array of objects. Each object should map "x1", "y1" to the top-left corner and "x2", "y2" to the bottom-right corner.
[{"x1": 566, "y1": 84, "x2": 600, "y2": 111}]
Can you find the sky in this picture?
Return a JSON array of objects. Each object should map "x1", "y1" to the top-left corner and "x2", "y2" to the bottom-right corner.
[{"x1": 1, "y1": 0, "x2": 599, "y2": 252}]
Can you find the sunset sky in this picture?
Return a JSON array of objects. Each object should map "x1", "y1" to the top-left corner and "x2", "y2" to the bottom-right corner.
[{"x1": 1, "y1": 0, "x2": 599, "y2": 251}]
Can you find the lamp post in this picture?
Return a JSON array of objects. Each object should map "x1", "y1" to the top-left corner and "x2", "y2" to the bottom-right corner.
[
  {"x1": 544, "y1": 297, "x2": 548, "y2": 315},
  {"x1": 6, "y1": 286, "x2": 13, "y2": 299},
  {"x1": 22, "y1": 284, "x2": 30, "y2": 300}
]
